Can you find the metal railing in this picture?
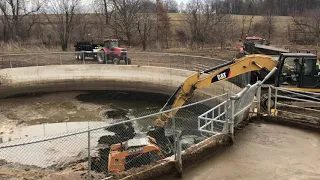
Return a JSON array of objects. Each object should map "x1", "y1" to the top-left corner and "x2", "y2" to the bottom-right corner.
[
  {"x1": 198, "y1": 68, "x2": 278, "y2": 136},
  {"x1": 0, "y1": 94, "x2": 228, "y2": 179},
  {"x1": 267, "y1": 86, "x2": 320, "y2": 123},
  {"x1": 198, "y1": 99, "x2": 229, "y2": 134},
  {"x1": 198, "y1": 82, "x2": 260, "y2": 136}
]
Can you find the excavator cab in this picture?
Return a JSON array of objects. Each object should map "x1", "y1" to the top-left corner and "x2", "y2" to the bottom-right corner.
[
  {"x1": 275, "y1": 53, "x2": 320, "y2": 89},
  {"x1": 108, "y1": 135, "x2": 165, "y2": 173}
]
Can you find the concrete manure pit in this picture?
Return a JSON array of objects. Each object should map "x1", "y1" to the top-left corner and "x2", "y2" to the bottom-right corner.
[{"x1": 0, "y1": 65, "x2": 243, "y2": 180}]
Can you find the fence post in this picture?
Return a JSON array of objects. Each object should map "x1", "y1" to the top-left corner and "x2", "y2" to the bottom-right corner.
[
  {"x1": 9, "y1": 56, "x2": 12, "y2": 68},
  {"x1": 36, "y1": 54, "x2": 38, "y2": 66},
  {"x1": 147, "y1": 53, "x2": 150, "y2": 66},
  {"x1": 60, "y1": 53, "x2": 62, "y2": 65},
  {"x1": 82, "y1": 52, "x2": 85, "y2": 65},
  {"x1": 183, "y1": 56, "x2": 186, "y2": 70},
  {"x1": 267, "y1": 86, "x2": 272, "y2": 115},
  {"x1": 175, "y1": 129, "x2": 182, "y2": 177},
  {"x1": 88, "y1": 130, "x2": 91, "y2": 180}
]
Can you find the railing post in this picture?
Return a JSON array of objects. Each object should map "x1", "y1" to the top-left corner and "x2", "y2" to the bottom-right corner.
[
  {"x1": 274, "y1": 87, "x2": 278, "y2": 111},
  {"x1": 183, "y1": 56, "x2": 186, "y2": 70},
  {"x1": 225, "y1": 99, "x2": 229, "y2": 134},
  {"x1": 268, "y1": 86, "x2": 272, "y2": 115},
  {"x1": 256, "y1": 86, "x2": 261, "y2": 113},
  {"x1": 88, "y1": 130, "x2": 91, "y2": 180},
  {"x1": 229, "y1": 97, "x2": 235, "y2": 137},
  {"x1": 148, "y1": 53, "x2": 150, "y2": 66}
]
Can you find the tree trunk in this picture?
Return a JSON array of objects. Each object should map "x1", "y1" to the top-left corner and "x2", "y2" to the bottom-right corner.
[{"x1": 142, "y1": 40, "x2": 147, "y2": 51}]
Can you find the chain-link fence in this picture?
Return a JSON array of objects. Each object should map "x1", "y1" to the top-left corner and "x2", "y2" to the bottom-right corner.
[
  {"x1": 0, "y1": 93, "x2": 229, "y2": 179},
  {"x1": 0, "y1": 51, "x2": 226, "y2": 70}
]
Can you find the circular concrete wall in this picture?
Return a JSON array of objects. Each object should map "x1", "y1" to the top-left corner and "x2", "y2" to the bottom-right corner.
[{"x1": 0, "y1": 65, "x2": 241, "y2": 102}]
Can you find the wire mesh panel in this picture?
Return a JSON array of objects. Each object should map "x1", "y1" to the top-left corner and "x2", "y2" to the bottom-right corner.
[
  {"x1": 0, "y1": 130, "x2": 91, "y2": 169},
  {"x1": 233, "y1": 83, "x2": 260, "y2": 126},
  {"x1": 0, "y1": 52, "x2": 229, "y2": 73}
]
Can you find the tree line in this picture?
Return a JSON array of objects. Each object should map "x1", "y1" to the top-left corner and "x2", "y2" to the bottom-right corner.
[
  {"x1": 222, "y1": 0, "x2": 320, "y2": 16},
  {"x1": 0, "y1": 0, "x2": 320, "y2": 51}
]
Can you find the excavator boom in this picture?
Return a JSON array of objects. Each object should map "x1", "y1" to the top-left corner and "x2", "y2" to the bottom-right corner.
[{"x1": 154, "y1": 54, "x2": 277, "y2": 127}]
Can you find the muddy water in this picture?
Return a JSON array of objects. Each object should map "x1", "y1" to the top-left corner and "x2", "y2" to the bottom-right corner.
[
  {"x1": 160, "y1": 122, "x2": 320, "y2": 180},
  {"x1": 0, "y1": 91, "x2": 169, "y2": 168},
  {"x1": 0, "y1": 91, "x2": 167, "y2": 142}
]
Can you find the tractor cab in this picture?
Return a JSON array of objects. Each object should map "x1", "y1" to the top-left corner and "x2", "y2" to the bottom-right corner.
[
  {"x1": 104, "y1": 39, "x2": 120, "y2": 50},
  {"x1": 275, "y1": 53, "x2": 320, "y2": 89}
]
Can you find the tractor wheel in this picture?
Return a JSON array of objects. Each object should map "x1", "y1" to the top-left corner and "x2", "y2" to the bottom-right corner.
[
  {"x1": 80, "y1": 52, "x2": 85, "y2": 60},
  {"x1": 113, "y1": 58, "x2": 120, "y2": 65},
  {"x1": 75, "y1": 52, "x2": 81, "y2": 60},
  {"x1": 125, "y1": 57, "x2": 132, "y2": 65},
  {"x1": 97, "y1": 52, "x2": 105, "y2": 64}
]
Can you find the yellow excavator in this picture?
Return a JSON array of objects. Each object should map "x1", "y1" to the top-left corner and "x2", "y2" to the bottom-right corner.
[{"x1": 108, "y1": 53, "x2": 320, "y2": 173}]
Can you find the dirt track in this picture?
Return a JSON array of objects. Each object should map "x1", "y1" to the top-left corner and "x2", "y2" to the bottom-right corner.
[{"x1": 159, "y1": 122, "x2": 320, "y2": 180}]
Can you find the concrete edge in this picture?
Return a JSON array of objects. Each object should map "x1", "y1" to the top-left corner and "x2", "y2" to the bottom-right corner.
[{"x1": 257, "y1": 115, "x2": 320, "y2": 132}]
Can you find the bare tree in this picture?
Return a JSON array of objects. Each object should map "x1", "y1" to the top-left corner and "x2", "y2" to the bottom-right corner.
[
  {"x1": 156, "y1": 0, "x2": 171, "y2": 49},
  {"x1": 179, "y1": 2, "x2": 186, "y2": 13},
  {"x1": 264, "y1": 11, "x2": 275, "y2": 40},
  {"x1": 0, "y1": 0, "x2": 41, "y2": 41},
  {"x1": 185, "y1": 0, "x2": 227, "y2": 48},
  {"x1": 292, "y1": 10, "x2": 320, "y2": 45},
  {"x1": 43, "y1": 0, "x2": 79, "y2": 51},
  {"x1": 93, "y1": 0, "x2": 113, "y2": 25},
  {"x1": 111, "y1": 0, "x2": 143, "y2": 46},
  {"x1": 240, "y1": 15, "x2": 254, "y2": 39},
  {"x1": 166, "y1": 0, "x2": 178, "y2": 13},
  {"x1": 136, "y1": 4, "x2": 154, "y2": 50}
]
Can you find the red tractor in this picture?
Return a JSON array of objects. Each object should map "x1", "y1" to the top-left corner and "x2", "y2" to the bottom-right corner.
[{"x1": 97, "y1": 39, "x2": 132, "y2": 64}]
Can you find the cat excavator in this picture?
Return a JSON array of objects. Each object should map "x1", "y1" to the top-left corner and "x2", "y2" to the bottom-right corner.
[{"x1": 108, "y1": 53, "x2": 320, "y2": 173}]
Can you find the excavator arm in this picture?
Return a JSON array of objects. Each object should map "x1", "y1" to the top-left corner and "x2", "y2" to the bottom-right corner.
[{"x1": 154, "y1": 54, "x2": 277, "y2": 127}]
